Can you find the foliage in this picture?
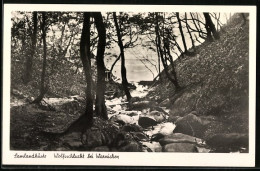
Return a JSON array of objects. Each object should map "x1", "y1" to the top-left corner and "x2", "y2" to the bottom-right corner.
[{"x1": 151, "y1": 13, "x2": 249, "y2": 133}]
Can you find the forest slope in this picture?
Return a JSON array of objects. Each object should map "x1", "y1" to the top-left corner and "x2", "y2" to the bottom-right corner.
[{"x1": 149, "y1": 13, "x2": 249, "y2": 139}]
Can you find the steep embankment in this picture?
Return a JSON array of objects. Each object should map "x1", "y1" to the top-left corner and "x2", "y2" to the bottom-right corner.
[{"x1": 148, "y1": 14, "x2": 249, "y2": 143}]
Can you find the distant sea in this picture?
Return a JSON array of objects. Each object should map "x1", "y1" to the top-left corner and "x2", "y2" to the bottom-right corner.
[{"x1": 106, "y1": 58, "x2": 159, "y2": 82}]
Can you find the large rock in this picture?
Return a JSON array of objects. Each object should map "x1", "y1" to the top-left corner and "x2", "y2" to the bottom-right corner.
[
  {"x1": 159, "y1": 133, "x2": 203, "y2": 146},
  {"x1": 206, "y1": 133, "x2": 248, "y2": 149},
  {"x1": 142, "y1": 142, "x2": 162, "y2": 152},
  {"x1": 173, "y1": 113, "x2": 205, "y2": 138},
  {"x1": 82, "y1": 128, "x2": 104, "y2": 148},
  {"x1": 151, "y1": 133, "x2": 165, "y2": 142},
  {"x1": 131, "y1": 132, "x2": 149, "y2": 142},
  {"x1": 138, "y1": 116, "x2": 157, "y2": 128},
  {"x1": 163, "y1": 143, "x2": 198, "y2": 152},
  {"x1": 118, "y1": 141, "x2": 142, "y2": 152},
  {"x1": 112, "y1": 131, "x2": 137, "y2": 148},
  {"x1": 169, "y1": 85, "x2": 201, "y2": 117},
  {"x1": 81, "y1": 118, "x2": 119, "y2": 148},
  {"x1": 121, "y1": 124, "x2": 143, "y2": 132}
]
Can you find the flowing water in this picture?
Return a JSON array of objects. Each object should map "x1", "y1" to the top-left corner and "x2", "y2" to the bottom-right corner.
[{"x1": 106, "y1": 82, "x2": 179, "y2": 152}]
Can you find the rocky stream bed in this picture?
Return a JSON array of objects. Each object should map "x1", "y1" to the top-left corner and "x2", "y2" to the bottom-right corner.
[{"x1": 10, "y1": 83, "x2": 248, "y2": 153}]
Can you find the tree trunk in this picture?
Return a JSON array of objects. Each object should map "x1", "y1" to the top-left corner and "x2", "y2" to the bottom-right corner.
[
  {"x1": 155, "y1": 37, "x2": 161, "y2": 82},
  {"x1": 110, "y1": 54, "x2": 121, "y2": 73},
  {"x1": 176, "y1": 12, "x2": 188, "y2": 53},
  {"x1": 185, "y1": 13, "x2": 195, "y2": 50},
  {"x1": 32, "y1": 12, "x2": 47, "y2": 104},
  {"x1": 155, "y1": 13, "x2": 180, "y2": 90},
  {"x1": 23, "y1": 12, "x2": 37, "y2": 84},
  {"x1": 203, "y1": 12, "x2": 220, "y2": 41},
  {"x1": 93, "y1": 12, "x2": 108, "y2": 120},
  {"x1": 165, "y1": 32, "x2": 180, "y2": 88},
  {"x1": 80, "y1": 12, "x2": 94, "y2": 124},
  {"x1": 113, "y1": 12, "x2": 132, "y2": 101}
]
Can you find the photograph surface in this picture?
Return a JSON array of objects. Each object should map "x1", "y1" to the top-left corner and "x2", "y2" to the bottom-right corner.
[{"x1": 2, "y1": 4, "x2": 256, "y2": 167}]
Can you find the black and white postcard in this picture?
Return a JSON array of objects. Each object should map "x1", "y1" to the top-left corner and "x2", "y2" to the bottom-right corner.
[{"x1": 2, "y1": 4, "x2": 256, "y2": 167}]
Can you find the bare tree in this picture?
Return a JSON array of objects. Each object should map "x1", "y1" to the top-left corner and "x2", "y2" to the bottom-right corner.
[
  {"x1": 176, "y1": 12, "x2": 188, "y2": 53},
  {"x1": 203, "y1": 12, "x2": 220, "y2": 41},
  {"x1": 79, "y1": 12, "x2": 94, "y2": 124},
  {"x1": 32, "y1": 12, "x2": 48, "y2": 104},
  {"x1": 184, "y1": 13, "x2": 195, "y2": 51},
  {"x1": 155, "y1": 13, "x2": 181, "y2": 90},
  {"x1": 93, "y1": 12, "x2": 108, "y2": 120},
  {"x1": 113, "y1": 12, "x2": 132, "y2": 101},
  {"x1": 23, "y1": 12, "x2": 37, "y2": 84}
]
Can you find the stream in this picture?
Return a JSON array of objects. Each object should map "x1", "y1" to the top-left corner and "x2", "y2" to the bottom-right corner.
[
  {"x1": 105, "y1": 82, "x2": 209, "y2": 152},
  {"x1": 10, "y1": 83, "x2": 247, "y2": 152}
]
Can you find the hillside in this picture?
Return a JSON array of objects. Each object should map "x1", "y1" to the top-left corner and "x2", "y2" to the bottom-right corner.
[{"x1": 147, "y1": 13, "x2": 249, "y2": 146}]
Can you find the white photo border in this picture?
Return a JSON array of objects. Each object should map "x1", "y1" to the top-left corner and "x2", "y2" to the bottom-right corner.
[{"x1": 2, "y1": 4, "x2": 256, "y2": 167}]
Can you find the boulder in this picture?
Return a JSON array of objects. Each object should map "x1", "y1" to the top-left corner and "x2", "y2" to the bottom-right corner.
[
  {"x1": 82, "y1": 129, "x2": 103, "y2": 148},
  {"x1": 163, "y1": 143, "x2": 198, "y2": 152},
  {"x1": 121, "y1": 124, "x2": 143, "y2": 132},
  {"x1": 112, "y1": 131, "x2": 134, "y2": 148},
  {"x1": 118, "y1": 141, "x2": 142, "y2": 152},
  {"x1": 151, "y1": 133, "x2": 165, "y2": 142},
  {"x1": 131, "y1": 132, "x2": 149, "y2": 141},
  {"x1": 142, "y1": 142, "x2": 162, "y2": 152},
  {"x1": 169, "y1": 85, "x2": 201, "y2": 117},
  {"x1": 138, "y1": 116, "x2": 157, "y2": 128},
  {"x1": 206, "y1": 133, "x2": 248, "y2": 149},
  {"x1": 173, "y1": 113, "x2": 205, "y2": 138},
  {"x1": 159, "y1": 133, "x2": 203, "y2": 146}
]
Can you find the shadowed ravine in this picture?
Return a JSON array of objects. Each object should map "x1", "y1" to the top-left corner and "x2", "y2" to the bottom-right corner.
[
  {"x1": 9, "y1": 13, "x2": 249, "y2": 153},
  {"x1": 10, "y1": 82, "x2": 248, "y2": 153}
]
